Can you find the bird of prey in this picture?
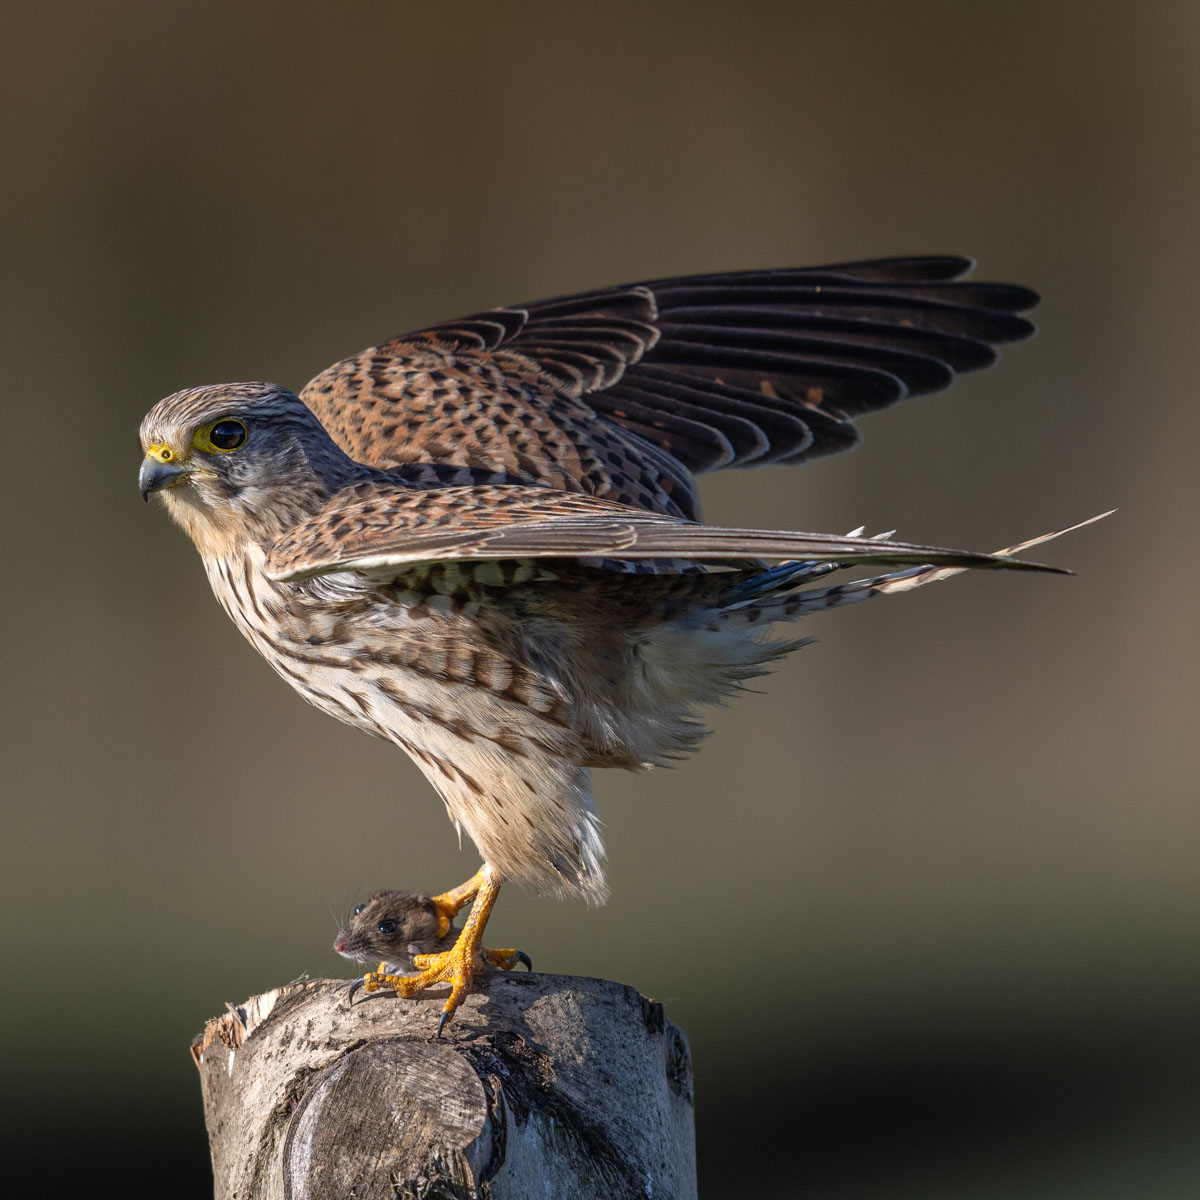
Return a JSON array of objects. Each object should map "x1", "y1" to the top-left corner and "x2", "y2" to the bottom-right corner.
[{"x1": 139, "y1": 255, "x2": 1080, "y2": 1033}]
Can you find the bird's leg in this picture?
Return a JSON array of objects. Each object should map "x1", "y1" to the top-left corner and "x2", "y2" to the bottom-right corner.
[
  {"x1": 355, "y1": 865, "x2": 529, "y2": 1034},
  {"x1": 429, "y1": 869, "x2": 487, "y2": 938},
  {"x1": 429, "y1": 869, "x2": 530, "y2": 969}
]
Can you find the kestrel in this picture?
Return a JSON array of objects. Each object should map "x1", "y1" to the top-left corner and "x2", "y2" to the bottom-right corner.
[{"x1": 139, "y1": 256, "x2": 1079, "y2": 1032}]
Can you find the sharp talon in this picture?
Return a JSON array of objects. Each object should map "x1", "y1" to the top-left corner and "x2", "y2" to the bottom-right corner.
[
  {"x1": 346, "y1": 977, "x2": 367, "y2": 1005},
  {"x1": 436, "y1": 1009, "x2": 450, "y2": 1039},
  {"x1": 516, "y1": 951, "x2": 532, "y2": 971}
]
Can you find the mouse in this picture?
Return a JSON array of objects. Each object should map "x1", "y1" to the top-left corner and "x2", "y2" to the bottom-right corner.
[{"x1": 333, "y1": 889, "x2": 458, "y2": 975}]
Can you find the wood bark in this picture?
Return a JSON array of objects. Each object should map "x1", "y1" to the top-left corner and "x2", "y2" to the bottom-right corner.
[{"x1": 191, "y1": 972, "x2": 696, "y2": 1199}]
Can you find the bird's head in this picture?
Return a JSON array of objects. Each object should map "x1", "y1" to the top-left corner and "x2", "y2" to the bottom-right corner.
[{"x1": 138, "y1": 382, "x2": 361, "y2": 556}]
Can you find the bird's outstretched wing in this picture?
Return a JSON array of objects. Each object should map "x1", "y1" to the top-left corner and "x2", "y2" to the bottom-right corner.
[
  {"x1": 300, "y1": 256, "x2": 1038, "y2": 520},
  {"x1": 264, "y1": 482, "x2": 1062, "y2": 583}
]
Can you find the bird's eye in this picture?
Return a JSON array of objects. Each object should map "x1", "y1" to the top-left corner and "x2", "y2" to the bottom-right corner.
[
  {"x1": 353, "y1": 904, "x2": 365, "y2": 916},
  {"x1": 194, "y1": 419, "x2": 248, "y2": 453},
  {"x1": 377, "y1": 919, "x2": 398, "y2": 935}
]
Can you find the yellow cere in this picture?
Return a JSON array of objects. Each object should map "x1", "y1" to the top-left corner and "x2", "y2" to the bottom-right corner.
[{"x1": 145, "y1": 443, "x2": 178, "y2": 464}]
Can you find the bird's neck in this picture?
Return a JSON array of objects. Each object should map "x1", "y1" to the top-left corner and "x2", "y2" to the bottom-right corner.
[{"x1": 163, "y1": 478, "x2": 330, "y2": 562}]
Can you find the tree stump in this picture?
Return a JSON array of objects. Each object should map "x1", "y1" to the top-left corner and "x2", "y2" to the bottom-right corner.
[{"x1": 191, "y1": 973, "x2": 696, "y2": 1199}]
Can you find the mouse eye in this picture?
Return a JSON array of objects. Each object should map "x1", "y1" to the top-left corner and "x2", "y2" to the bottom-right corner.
[
  {"x1": 193, "y1": 418, "x2": 248, "y2": 453},
  {"x1": 377, "y1": 919, "x2": 398, "y2": 935}
]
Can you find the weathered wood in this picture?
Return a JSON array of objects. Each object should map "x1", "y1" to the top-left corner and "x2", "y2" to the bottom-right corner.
[{"x1": 192, "y1": 973, "x2": 696, "y2": 1199}]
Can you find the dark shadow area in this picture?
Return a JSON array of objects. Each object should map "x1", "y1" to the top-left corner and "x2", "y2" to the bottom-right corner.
[
  {"x1": 698, "y1": 1010, "x2": 1200, "y2": 1195},
  {"x1": 11, "y1": 1114, "x2": 212, "y2": 1196}
]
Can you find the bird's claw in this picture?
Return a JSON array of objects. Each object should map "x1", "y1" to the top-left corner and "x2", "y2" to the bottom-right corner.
[
  {"x1": 345, "y1": 974, "x2": 378, "y2": 1005},
  {"x1": 480, "y1": 946, "x2": 532, "y2": 972}
]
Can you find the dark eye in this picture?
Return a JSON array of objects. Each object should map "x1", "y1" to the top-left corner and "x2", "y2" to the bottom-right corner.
[
  {"x1": 207, "y1": 419, "x2": 248, "y2": 451},
  {"x1": 353, "y1": 904, "x2": 365, "y2": 916},
  {"x1": 377, "y1": 919, "x2": 398, "y2": 935}
]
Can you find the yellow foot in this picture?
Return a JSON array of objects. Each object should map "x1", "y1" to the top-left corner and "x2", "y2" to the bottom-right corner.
[{"x1": 347, "y1": 867, "x2": 529, "y2": 1035}]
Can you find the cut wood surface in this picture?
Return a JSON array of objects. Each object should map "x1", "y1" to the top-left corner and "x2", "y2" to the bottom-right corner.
[{"x1": 192, "y1": 973, "x2": 696, "y2": 1199}]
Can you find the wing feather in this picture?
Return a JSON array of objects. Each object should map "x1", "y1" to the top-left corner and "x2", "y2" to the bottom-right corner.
[
  {"x1": 300, "y1": 256, "x2": 1038, "y2": 520},
  {"x1": 265, "y1": 482, "x2": 1063, "y2": 584}
]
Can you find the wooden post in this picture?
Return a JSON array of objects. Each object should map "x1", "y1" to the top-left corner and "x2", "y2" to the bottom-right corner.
[{"x1": 191, "y1": 973, "x2": 696, "y2": 1199}]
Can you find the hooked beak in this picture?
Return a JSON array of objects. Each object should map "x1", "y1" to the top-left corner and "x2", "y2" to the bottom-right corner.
[{"x1": 139, "y1": 453, "x2": 190, "y2": 501}]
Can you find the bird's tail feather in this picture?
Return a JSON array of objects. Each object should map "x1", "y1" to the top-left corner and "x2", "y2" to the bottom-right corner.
[{"x1": 725, "y1": 511, "x2": 1111, "y2": 622}]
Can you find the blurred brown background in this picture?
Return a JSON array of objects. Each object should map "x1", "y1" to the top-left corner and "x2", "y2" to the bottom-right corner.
[{"x1": 4, "y1": 2, "x2": 1198, "y2": 1194}]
